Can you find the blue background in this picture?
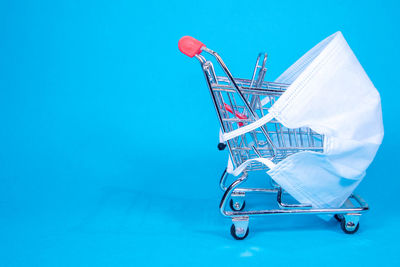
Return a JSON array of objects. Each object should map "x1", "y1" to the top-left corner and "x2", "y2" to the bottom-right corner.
[{"x1": 0, "y1": 0, "x2": 398, "y2": 266}]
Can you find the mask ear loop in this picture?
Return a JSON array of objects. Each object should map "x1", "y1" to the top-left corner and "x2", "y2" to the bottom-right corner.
[
  {"x1": 228, "y1": 157, "x2": 276, "y2": 177},
  {"x1": 223, "y1": 112, "x2": 277, "y2": 176},
  {"x1": 221, "y1": 113, "x2": 274, "y2": 142}
]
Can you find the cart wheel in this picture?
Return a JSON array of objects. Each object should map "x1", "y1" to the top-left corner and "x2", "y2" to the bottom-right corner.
[
  {"x1": 334, "y1": 214, "x2": 342, "y2": 222},
  {"x1": 340, "y1": 218, "x2": 360, "y2": 234},
  {"x1": 229, "y1": 199, "x2": 246, "y2": 211},
  {"x1": 230, "y1": 224, "x2": 249, "y2": 240}
]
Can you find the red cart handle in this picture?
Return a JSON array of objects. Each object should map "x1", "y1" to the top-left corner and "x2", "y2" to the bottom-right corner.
[{"x1": 178, "y1": 36, "x2": 205, "y2": 58}]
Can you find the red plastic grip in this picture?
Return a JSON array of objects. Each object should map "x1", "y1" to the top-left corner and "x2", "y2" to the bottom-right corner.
[
  {"x1": 223, "y1": 103, "x2": 248, "y2": 127},
  {"x1": 224, "y1": 103, "x2": 233, "y2": 113},
  {"x1": 178, "y1": 36, "x2": 205, "y2": 57}
]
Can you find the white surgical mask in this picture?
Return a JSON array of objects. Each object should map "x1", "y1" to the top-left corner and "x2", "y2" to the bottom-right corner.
[{"x1": 223, "y1": 31, "x2": 384, "y2": 210}]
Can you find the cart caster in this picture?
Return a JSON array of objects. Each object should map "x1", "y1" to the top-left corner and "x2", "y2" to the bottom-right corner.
[
  {"x1": 231, "y1": 217, "x2": 249, "y2": 240},
  {"x1": 340, "y1": 214, "x2": 360, "y2": 234},
  {"x1": 230, "y1": 224, "x2": 249, "y2": 240},
  {"x1": 229, "y1": 199, "x2": 246, "y2": 211},
  {"x1": 341, "y1": 219, "x2": 360, "y2": 234}
]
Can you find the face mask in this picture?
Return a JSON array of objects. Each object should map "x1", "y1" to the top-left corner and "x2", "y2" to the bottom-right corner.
[{"x1": 223, "y1": 31, "x2": 384, "y2": 210}]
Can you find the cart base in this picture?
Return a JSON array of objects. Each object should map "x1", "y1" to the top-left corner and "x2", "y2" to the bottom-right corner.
[{"x1": 219, "y1": 169, "x2": 369, "y2": 240}]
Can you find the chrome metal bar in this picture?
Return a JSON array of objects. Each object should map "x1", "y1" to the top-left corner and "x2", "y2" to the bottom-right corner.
[
  {"x1": 195, "y1": 54, "x2": 237, "y2": 168},
  {"x1": 222, "y1": 205, "x2": 368, "y2": 217},
  {"x1": 277, "y1": 187, "x2": 312, "y2": 209},
  {"x1": 249, "y1": 53, "x2": 261, "y2": 89},
  {"x1": 255, "y1": 53, "x2": 267, "y2": 88},
  {"x1": 234, "y1": 188, "x2": 279, "y2": 193},
  {"x1": 220, "y1": 172, "x2": 248, "y2": 216},
  {"x1": 202, "y1": 47, "x2": 277, "y2": 157},
  {"x1": 219, "y1": 167, "x2": 229, "y2": 191}
]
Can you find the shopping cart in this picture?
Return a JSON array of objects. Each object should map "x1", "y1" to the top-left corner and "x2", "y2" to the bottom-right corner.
[{"x1": 178, "y1": 36, "x2": 369, "y2": 240}]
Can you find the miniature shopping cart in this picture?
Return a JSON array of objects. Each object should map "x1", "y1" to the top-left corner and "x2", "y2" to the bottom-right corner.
[{"x1": 178, "y1": 36, "x2": 369, "y2": 240}]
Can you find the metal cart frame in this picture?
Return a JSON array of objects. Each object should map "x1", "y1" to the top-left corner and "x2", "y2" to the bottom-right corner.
[{"x1": 179, "y1": 36, "x2": 369, "y2": 240}]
